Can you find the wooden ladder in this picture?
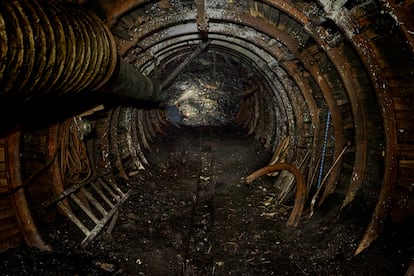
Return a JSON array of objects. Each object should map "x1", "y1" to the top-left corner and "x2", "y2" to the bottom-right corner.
[{"x1": 43, "y1": 173, "x2": 131, "y2": 247}]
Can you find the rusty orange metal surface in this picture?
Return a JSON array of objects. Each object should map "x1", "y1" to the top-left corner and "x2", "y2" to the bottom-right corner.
[
  {"x1": 246, "y1": 163, "x2": 307, "y2": 227},
  {"x1": 7, "y1": 130, "x2": 51, "y2": 251}
]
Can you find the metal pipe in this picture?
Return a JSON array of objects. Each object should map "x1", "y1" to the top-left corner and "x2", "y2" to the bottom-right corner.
[
  {"x1": 0, "y1": 0, "x2": 160, "y2": 104},
  {"x1": 160, "y1": 41, "x2": 210, "y2": 90},
  {"x1": 109, "y1": 58, "x2": 161, "y2": 101}
]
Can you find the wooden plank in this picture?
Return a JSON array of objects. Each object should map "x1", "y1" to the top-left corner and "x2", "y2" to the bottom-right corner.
[
  {"x1": 0, "y1": 148, "x2": 5, "y2": 162},
  {"x1": 255, "y1": 1, "x2": 265, "y2": 18},
  {"x1": 268, "y1": 5, "x2": 280, "y2": 26},
  {"x1": 390, "y1": 87, "x2": 414, "y2": 98},
  {"x1": 400, "y1": 160, "x2": 414, "y2": 169},
  {"x1": 398, "y1": 131, "x2": 414, "y2": 144},
  {"x1": 277, "y1": 12, "x2": 292, "y2": 34},
  {"x1": 0, "y1": 233, "x2": 22, "y2": 253},
  {"x1": 0, "y1": 208, "x2": 14, "y2": 220},
  {"x1": 248, "y1": 0, "x2": 258, "y2": 17},
  {"x1": 397, "y1": 144, "x2": 414, "y2": 160},
  {"x1": 363, "y1": 16, "x2": 394, "y2": 39},
  {"x1": 370, "y1": 33, "x2": 409, "y2": 62},
  {"x1": 0, "y1": 218, "x2": 20, "y2": 235},
  {"x1": 387, "y1": 76, "x2": 414, "y2": 88},
  {"x1": 396, "y1": 111, "x2": 414, "y2": 122},
  {"x1": 398, "y1": 168, "x2": 414, "y2": 191},
  {"x1": 0, "y1": 198, "x2": 13, "y2": 210},
  {"x1": 0, "y1": 175, "x2": 8, "y2": 187},
  {"x1": 383, "y1": 64, "x2": 414, "y2": 78},
  {"x1": 81, "y1": 190, "x2": 132, "y2": 247},
  {"x1": 397, "y1": 120, "x2": 414, "y2": 131},
  {"x1": 0, "y1": 229, "x2": 22, "y2": 245},
  {"x1": 390, "y1": 188, "x2": 414, "y2": 224},
  {"x1": 351, "y1": 3, "x2": 379, "y2": 19},
  {"x1": 393, "y1": 97, "x2": 414, "y2": 111}
]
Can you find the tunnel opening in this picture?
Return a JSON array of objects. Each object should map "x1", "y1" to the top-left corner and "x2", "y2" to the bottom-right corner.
[{"x1": 161, "y1": 51, "x2": 245, "y2": 127}]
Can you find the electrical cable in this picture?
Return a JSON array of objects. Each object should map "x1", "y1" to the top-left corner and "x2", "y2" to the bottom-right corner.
[
  {"x1": 316, "y1": 111, "x2": 331, "y2": 188},
  {"x1": 60, "y1": 118, "x2": 92, "y2": 186}
]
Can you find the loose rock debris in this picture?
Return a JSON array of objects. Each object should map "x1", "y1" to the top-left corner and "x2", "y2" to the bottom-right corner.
[{"x1": 0, "y1": 125, "x2": 413, "y2": 275}]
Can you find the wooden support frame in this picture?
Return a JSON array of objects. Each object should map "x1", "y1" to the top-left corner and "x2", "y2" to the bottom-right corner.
[{"x1": 43, "y1": 174, "x2": 131, "y2": 247}]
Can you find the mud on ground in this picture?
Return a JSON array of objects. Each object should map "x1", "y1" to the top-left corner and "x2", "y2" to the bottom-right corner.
[{"x1": 1, "y1": 125, "x2": 413, "y2": 275}]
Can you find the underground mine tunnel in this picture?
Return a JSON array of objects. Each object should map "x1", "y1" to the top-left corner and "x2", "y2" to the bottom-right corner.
[{"x1": 0, "y1": 0, "x2": 414, "y2": 274}]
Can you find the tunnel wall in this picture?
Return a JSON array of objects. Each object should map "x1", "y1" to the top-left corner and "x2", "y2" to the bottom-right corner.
[
  {"x1": 102, "y1": 0, "x2": 414, "y2": 254},
  {"x1": 0, "y1": 0, "x2": 412, "y2": 257}
]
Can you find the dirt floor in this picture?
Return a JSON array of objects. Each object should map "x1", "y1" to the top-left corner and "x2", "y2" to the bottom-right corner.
[{"x1": 1, "y1": 125, "x2": 413, "y2": 275}]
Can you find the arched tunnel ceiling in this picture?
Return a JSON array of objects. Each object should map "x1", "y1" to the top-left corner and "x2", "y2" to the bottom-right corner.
[
  {"x1": 101, "y1": 0, "x2": 413, "y2": 253},
  {"x1": 0, "y1": 0, "x2": 413, "y2": 267}
]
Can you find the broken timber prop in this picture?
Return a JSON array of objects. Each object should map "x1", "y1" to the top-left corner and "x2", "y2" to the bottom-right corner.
[{"x1": 245, "y1": 163, "x2": 306, "y2": 227}]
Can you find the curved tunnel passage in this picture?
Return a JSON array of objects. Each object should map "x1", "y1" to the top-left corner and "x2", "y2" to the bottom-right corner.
[
  {"x1": 109, "y1": 0, "x2": 388, "y2": 247},
  {"x1": 0, "y1": 0, "x2": 414, "y2": 274}
]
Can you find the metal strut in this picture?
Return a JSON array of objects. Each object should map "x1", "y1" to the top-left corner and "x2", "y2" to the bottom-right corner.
[
  {"x1": 246, "y1": 163, "x2": 307, "y2": 227},
  {"x1": 160, "y1": 41, "x2": 211, "y2": 90},
  {"x1": 195, "y1": 0, "x2": 209, "y2": 42}
]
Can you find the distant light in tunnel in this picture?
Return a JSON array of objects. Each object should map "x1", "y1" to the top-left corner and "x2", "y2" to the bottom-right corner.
[{"x1": 164, "y1": 53, "x2": 243, "y2": 127}]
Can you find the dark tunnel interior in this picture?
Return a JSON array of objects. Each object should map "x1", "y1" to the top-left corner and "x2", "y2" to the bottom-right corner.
[{"x1": 0, "y1": 0, "x2": 414, "y2": 275}]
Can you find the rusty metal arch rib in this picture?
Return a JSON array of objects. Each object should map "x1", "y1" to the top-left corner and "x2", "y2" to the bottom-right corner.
[
  {"x1": 255, "y1": 0, "x2": 392, "y2": 254},
  {"x1": 7, "y1": 130, "x2": 51, "y2": 251}
]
